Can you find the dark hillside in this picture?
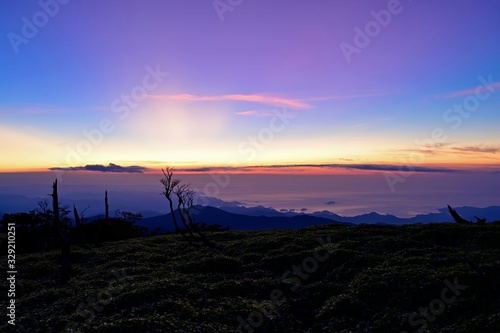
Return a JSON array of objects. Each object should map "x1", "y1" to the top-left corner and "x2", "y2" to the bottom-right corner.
[
  {"x1": 3, "y1": 223, "x2": 500, "y2": 332},
  {"x1": 137, "y1": 205, "x2": 349, "y2": 232}
]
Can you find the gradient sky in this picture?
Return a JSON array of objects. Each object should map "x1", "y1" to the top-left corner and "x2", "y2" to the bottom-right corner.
[{"x1": 1, "y1": 0, "x2": 499, "y2": 173}]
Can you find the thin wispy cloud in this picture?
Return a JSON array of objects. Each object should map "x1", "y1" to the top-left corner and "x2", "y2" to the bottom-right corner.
[
  {"x1": 390, "y1": 143, "x2": 454, "y2": 156},
  {"x1": 0, "y1": 105, "x2": 66, "y2": 115},
  {"x1": 173, "y1": 163, "x2": 459, "y2": 173},
  {"x1": 234, "y1": 110, "x2": 278, "y2": 117},
  {"x1": 351, "y1": 123, "x2": 368, "y2": 128},
  {"x1": 311, "y1": 163, "x2": 459, "y2": 173},
  {"x1": 146, "y1": 93, "x2": 313, "y2": 109},
  {"x1": 390, "y1": 144, "x2": 499, "y2": 159},
  {"x1": 146, "y1": 92, "x2": 381, "y2": 110},
  {"x1": 434, "y1": 82, "x2": 500, "y2": 99},
  {"x1": 452, "y1": 146, "x2": 500, "y2": 154},
  {"x1": 302, "y1": 93, "x2": 382, "y2": 102},
  {"x1": 50, "y1": 163, "x2": 148, "y2": 173},
  {"x1": 403, "y1": 149, "x2": 438, "y2": 156},
  {"x1": 91, "y1": 105, "x2": 114, "y2": 111}
]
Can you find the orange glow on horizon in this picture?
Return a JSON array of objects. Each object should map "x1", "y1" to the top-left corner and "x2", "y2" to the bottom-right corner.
[{"x1": 1, "y1": 161, "x2": 498, "y2": 175}]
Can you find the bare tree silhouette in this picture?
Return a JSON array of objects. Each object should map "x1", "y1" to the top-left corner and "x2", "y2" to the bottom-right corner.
[
  {"x1": 175, "y1": 183, "x2": 197, "y2": 238},
  {"x1": 160, "y1": 167, "x2": 191, "y2": 243},
  {"x1": 176, "y1": 184, "x2": 211, "y2": 242},
  {"x1": 160, "y1": 167, "x2": 212, "y2": 246}
]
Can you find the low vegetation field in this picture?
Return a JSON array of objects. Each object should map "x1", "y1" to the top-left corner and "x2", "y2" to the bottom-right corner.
[{"x1": 4, "y1": 223, "x2": 500, "y2": 332}]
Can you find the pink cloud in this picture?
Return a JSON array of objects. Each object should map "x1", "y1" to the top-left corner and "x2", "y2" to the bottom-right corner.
[
  {"x1": 146, "y1": 92, "x2": 382, "y2": 111},
  {"x1": 434, "y1": 82, "x2": 500, "y2": 99},
  {"x1": 146, "y1": 93, "x2": 313, "y2": 109},
  {"x1": 235, "y1": 110, "x2": 281, "y2": 117},
  {"x1": 302, "y1": 93, "x2": 381, "y2": 101}
]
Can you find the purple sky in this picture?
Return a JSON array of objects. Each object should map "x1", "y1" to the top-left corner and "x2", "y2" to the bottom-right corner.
[{"x1": 0, "y1": 1, "x2": 499, "y2": 216}]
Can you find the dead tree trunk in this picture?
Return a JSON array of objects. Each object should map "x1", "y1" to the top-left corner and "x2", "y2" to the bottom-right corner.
[
  {"x1": 73, "y1": 205, "x2": 89, "y2": 249},
  {"x1": 448, "y1": 205, "x2": 472, "y2": 224},
  {"x1": 105, "y1": 190, "x2": 109, "y2": 224},
  {"x1": 52, "y1": 180, "x2": 71, "y2": 284}
]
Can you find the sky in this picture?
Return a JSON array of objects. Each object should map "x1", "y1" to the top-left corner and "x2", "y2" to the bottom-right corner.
[{"x1": 0, "y1": 0, "x2": 499, "y2": 216}]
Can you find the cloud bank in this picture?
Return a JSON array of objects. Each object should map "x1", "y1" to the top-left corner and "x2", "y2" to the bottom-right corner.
[
  {"x1": 50, "y1": 163, "x2": 148, "y2": 173},
  {"x1": 173, "y1": 163, "x2": 459, "y2": 174}
]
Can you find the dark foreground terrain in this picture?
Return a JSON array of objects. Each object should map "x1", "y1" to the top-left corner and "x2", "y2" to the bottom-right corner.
[{"x1": 3, "y1": 223, "x2": 500, "y2": 333}]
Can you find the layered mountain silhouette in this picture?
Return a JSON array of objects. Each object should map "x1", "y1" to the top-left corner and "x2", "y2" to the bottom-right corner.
[
  {"x1": 133, "y1": 205, "x2": 500, "y2": 232},
  {"x1": 2, "y1": 190, "x2": 499, "y2": 231},
  {"x1": 137, "y1": 205, "x2": 350, "y2": 232},
  {"x1": 215, "y1": 205, "x2": 500, "y2": 226}
]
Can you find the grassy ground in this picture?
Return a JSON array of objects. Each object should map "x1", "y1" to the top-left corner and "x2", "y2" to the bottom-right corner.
[{"x1": 3, "y1": 223, "x2": 500, "y2": 332}]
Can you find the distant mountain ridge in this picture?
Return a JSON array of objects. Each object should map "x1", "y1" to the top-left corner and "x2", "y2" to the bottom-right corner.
[
  {"x1": 215, "y1": 204, "x2": 500, "y2": 226},
  {"x1": 136, "y1": 205, "x2": 350, "y2": 232},
  {"x1": 2, "y1": 193, "x2": 498, "y2": 230},
  {"x1": 134, "y1": 205, "x2": 500, "y2": 232}
]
